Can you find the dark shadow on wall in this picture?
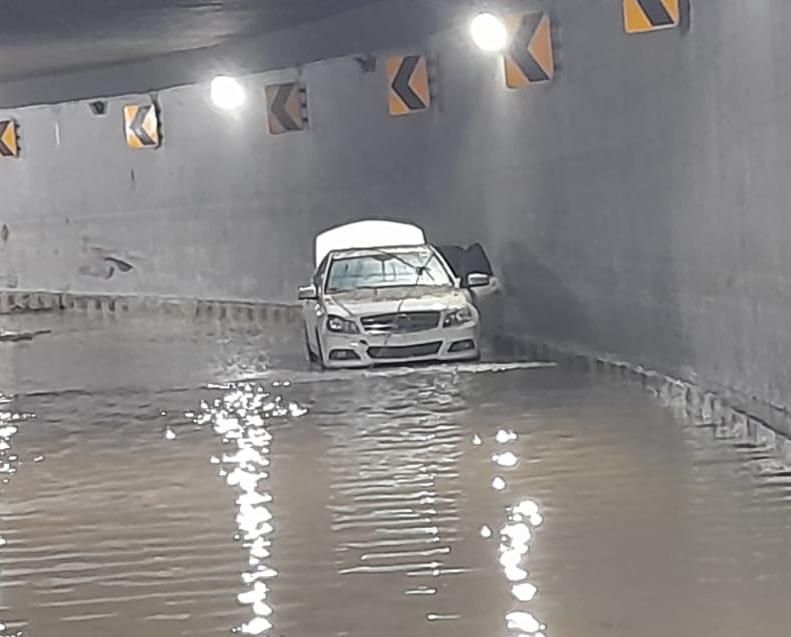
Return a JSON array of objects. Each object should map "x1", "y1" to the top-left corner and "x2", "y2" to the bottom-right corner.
[{"x1": 490, "y1": 241, "x2": 596, "y2": 358}]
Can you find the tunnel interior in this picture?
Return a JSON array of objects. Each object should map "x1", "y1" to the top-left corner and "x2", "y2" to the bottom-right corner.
[
  {"x1": 1, "y1": 0, "x2": 791, "y2": 635},
  {"x1": 1, "y1": 0, "x2": 789, "y2": 418}
]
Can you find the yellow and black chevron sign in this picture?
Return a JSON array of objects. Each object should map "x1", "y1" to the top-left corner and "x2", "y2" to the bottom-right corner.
[
  {"x1": 503, "y1": 12, "x2": 554, "y2": 89},
  {"x1": 124, "y1": 104, "x2": 160, "y2": 149},
  {"x1": 386, "y1": 55, "x2": 431, "y2": 116},
  {"x1": 623, "y1": 0, "x2": 680, "y2": 33},
  {"x1": 0, "y1": 120, "x2": 19, "y2": 158},
  {"x1": 266, "y1": 83, "x2": 308, "y2": 135}
]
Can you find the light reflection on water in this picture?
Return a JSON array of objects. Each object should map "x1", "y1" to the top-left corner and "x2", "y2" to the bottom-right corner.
[
  {"x1": 0, "y1": 403, "x2": 33, "y2": 482},
  {"x1": 0, "y1": 391, "x2": 33, "y2": 637},
  {"x1": 193, "y1": 383, "x2": 309, "y2": 635},
  {"x1": 478, "y1": 428, "x2": 547, "y2": 637}
]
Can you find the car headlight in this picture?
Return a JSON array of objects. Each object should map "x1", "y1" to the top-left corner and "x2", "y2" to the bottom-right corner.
[
  {"x1": 327, "y1": 315, "x2": 359, "y2": 334},
  {"x1": 443, "y1": 307, "x2": 474, "y2": 327}
]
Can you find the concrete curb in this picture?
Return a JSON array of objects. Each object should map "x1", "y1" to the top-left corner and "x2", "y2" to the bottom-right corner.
[
  {"x1": 522, "y1": 339, "x2": 791, "y2": 461},
  {"x1": 0, "y1": 290, "x2": 301, "y2": 324},
  {"x1": 504, "y1": 343, "x2": 791, "y2": 464}
]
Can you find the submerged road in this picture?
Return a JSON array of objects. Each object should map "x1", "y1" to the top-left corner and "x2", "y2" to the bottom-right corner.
[{"x1": 0, "y1": 313, "x2": 790, "y2": 636}]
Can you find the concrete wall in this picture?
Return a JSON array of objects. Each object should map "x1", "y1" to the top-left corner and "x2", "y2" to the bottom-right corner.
[{"x1": 1, "y1": 0, "x2": 790, "y2": 412}]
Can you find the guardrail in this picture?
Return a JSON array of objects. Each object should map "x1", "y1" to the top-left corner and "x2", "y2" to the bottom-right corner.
[{"x1": 0, "y1": 290, "x2": 301, "y2": 323}]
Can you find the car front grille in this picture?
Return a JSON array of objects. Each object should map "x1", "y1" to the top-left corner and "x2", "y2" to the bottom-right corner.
[
  {"x1": 367, "y1": 342, "x2": 442, "y2": 360},
  {"x1": 360, "y1": 311, "x2": 440, "y2": 334}
]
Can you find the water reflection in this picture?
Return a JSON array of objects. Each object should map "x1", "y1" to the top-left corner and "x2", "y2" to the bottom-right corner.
[
  {"x1": 492, "y1": 476, "x2": 507, "y2": 491},
  {"x1": 328, "y1": 415, "x2": 460, "y2": 584},
  {"x1": 193, "y1": 382, "x2": 308, "y2": 635},
  {"x1": 481, "y1": 428, "x2": 547, "y2": 637},
  {"x1": 495, "y1": 429, "x2": 518, "y2": 444},
  {"x1": 493, "y1": 451, "x2": 519, "y2": 468},
  {"x1": 320, "y1": 375, "x2": 470, "y2": 629},
  {"x1": 500, "y1": 503, "x2": 545, "y2": 635},
  {"x1": 0, "y1": 397, "x2": 33, "y2": 483},
  {"x1": 0, "y1": 391, "x2": 32, "y2": 637}
]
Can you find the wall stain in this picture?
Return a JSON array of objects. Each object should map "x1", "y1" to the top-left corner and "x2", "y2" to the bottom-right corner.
[
  {"x1": 78, "y1": 243, "x2": 142, "y2": 280},
  {"x1": 103, "y1": 256, "x2": 135, "y2": 279}
]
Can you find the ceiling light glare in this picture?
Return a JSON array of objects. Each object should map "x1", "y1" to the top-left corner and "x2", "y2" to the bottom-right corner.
[
  {"x1": 211, "y1": 75, "x2": 246, "y2": 110},
  {"x1": 470, "y1": 12, "x2": 508, "y2": 52}
]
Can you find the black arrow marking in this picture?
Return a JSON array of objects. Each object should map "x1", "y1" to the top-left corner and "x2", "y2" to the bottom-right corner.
[
  {"x1": 271, "y1": 84, "x2": 301, "y2": 132},
  {"x1": 130, "y1": 106, "x2": 156, "y2": 146},
  {"x1": 0, "y1": 121, "x2": 13, "y2": 157},
  {"x1": 391, "y1": 56, "x2": 426, "y2": 111},
  {"x1": 509, "y1": 14, "x2": 550, "y2": 83},
  {"x1": 105, "y1": 256, "x2": 134, "y2": 273},
  {"x1": 636, "y1": 0, "x2": 674, "y2": 26}
]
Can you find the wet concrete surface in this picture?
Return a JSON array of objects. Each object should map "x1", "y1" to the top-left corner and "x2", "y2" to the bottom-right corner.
[{"x1": 0, "y1": 314, "x2": 791, "y2": 636}]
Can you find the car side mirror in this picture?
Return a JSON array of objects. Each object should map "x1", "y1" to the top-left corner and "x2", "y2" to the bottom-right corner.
[
  {"x1": 297, "y1": 284, "x2": 318, "y2": 300},
  {"x1": 465, "y1": 272, "x2": 491, "y2": 288}
]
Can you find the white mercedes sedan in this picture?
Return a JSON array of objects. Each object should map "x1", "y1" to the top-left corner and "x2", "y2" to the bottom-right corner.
[{"x1": 298, "y1": 238, "x2": 491, "y2": 369}]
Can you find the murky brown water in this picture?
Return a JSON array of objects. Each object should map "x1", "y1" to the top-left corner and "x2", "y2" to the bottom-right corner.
[{"x1": 1, "y1": 314, "x2": 791, "y2": 637}]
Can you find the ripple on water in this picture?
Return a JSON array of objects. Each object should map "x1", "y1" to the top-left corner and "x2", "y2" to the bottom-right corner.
[
  {"x1": 1, "y1": 333, "x2": 791, "y2": 637},
  {"x1": 0, "y1": 391, "x2": 36, "y2": 637},
  {"x1": 192, "y1": 382, "x2": 309, "y2": 635}
]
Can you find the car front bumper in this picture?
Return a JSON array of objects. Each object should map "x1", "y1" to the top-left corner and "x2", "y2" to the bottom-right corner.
[{"x1": 320, "y1": 324, "x2": 480, "y2": 369}]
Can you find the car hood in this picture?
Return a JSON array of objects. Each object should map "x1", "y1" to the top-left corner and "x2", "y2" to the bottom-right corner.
[{"x1": 326, "y1": 286, "x2": 468, "y2": 316}]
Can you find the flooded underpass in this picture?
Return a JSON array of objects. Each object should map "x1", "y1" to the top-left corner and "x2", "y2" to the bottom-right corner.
[{"x1": 1, "y1": 314, "x2": 791, "y2": 637}]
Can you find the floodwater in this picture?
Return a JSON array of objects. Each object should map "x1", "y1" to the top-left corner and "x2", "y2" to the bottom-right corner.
[{"x1": 1, "y1": 313, "x2": 791, "y2": 637}]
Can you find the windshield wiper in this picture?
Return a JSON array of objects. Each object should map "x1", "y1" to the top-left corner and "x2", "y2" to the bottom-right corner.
[{"x1": 368, "y1": 248, "x2": 438, "y2": 284}]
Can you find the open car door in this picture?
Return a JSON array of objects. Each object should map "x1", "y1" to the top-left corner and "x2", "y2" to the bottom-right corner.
[
  {"x1": 435, "y1": 242, "x2": 505, "y2": 346},
  {"x1": 435, "y1": 243, "x2": 500, "y2": 299}
]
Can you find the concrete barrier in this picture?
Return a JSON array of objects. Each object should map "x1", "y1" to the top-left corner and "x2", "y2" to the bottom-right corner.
[
  {"x1": 0, "y1": 291, "x2": 59, "y2": 314},
  {"x1": 524, "y1": 338, "x2": 791, "y2": 462},
  {"x1": 0, "y1": 290, "x2": 301, "y2": 324}
]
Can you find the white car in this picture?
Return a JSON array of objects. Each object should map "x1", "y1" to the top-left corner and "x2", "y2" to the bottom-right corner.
[{"x1": 298, "y1": 222, "x2": 492, "y2": 369}]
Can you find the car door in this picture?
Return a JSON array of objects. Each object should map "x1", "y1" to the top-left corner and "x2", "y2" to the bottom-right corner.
[
  {"x1": 435, "y1": 243, "x2": 504, "y2": 341},
  {"x1": 435, "y1": 243, "x2": 499, "y2": 298},
  {"x1": 303, "y1": 254, "x2": 330, "y2": 351}
]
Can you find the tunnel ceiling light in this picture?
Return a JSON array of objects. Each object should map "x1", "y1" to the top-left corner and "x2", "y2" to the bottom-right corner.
[
  {"x1": 470, "y1": 12, "x2": 508, "y2": 52},
  {"x1": 211, "y1": 75, "x2": 246, "y2": 110}
]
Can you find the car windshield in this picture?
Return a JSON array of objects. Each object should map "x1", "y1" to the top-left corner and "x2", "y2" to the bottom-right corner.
[{"x1": 325, "y1": 249, "x2": 453, "y2": 293}]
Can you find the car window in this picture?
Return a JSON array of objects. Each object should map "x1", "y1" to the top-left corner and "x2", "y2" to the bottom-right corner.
[
  {"x1": 325, "y1": 250, "x2": 453, "y2": 293},
  {"x1": 313, "y1": 254, "x2": 330, "y2": 289}
]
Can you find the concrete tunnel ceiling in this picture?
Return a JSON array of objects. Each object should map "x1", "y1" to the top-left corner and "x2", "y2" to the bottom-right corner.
[
  {"x1": 0, "y1": 0, "x2": 381, "y2": 78},
  {"x1": 0, "y1": 0, "x2": 485, "y2": 108}
]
